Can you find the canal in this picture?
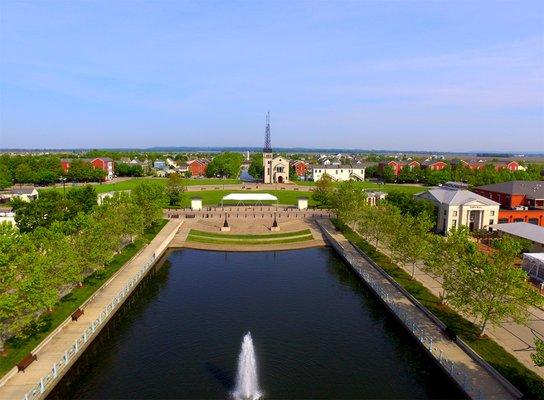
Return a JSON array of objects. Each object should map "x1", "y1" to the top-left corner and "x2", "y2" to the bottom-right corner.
[{"x1": 48, "y1": 248, "x2": 464, "y2": 399}]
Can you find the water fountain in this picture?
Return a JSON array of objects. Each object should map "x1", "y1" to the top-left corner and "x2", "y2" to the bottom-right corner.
[{"x1": 232, "y1": 332, "x2": 262, "y2": 400}]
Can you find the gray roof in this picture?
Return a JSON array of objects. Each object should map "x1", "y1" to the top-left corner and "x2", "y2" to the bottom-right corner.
[
  {"x1": 310, "y1": 164, "x2": 365, "y2": 169},
  {"x1": 417, "y1": 188, "x2": 499, "y2": 206},
  {"x1": 476, "y1": 181, "x2": 544, "y2": 199},
  {"x1": 489, "y1": 222, "x2": 544, "y2": 244},
  {"x1": 12, "y1": 187, "x2": 37, "y2": 195}
]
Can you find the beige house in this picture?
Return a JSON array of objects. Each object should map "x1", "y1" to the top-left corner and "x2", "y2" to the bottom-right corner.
[
  {"x1": 11, "y1": 187, "x2": 39, "y2": 202},
  {"x1": 311, "y1": 165, "x2": 365, "y2": 182},
  {"x1": 416, "y1": 187, "x2": 500, "y2": 234}
]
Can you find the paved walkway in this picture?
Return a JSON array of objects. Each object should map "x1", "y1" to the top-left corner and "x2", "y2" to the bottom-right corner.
[
  {"x1": 318, "y1": 219, "x2": 520, "y2": 400},
  {"x1": 360, "y1": 230, "x2": 544, "y2": 379},
  {"x1": 0, "y1": 220, "x2": 182, "y2": 400}
]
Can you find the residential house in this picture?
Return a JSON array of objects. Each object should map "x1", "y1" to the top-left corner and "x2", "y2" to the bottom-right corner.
[
  {"x1": 311, "y1": 165, "x2": 365, "y2": 182},
  {"x1": 11, "y1": 187, "x2": 39, "y2": 202},
  {"x1": 291, "y1": 160, "x2": 309, "y2": 177},
  {"x1": 91, "y1": 158, "x2": 114, "y2": 180},
  {"x1": 378, "y1": 160, "x2": 420, "y2": 176},
  {"x1": 421, "y1": 161, "x2": 448, "y2": 171},
  {"x1": 187, "y1": 159, "x2": 208, "y2": 177},
  {"x1": 415, "y1": 186, "x2": 499, "y2": 234},
  {"x1": 474, "y1": 181, "x2": 544, "y2": 226}
]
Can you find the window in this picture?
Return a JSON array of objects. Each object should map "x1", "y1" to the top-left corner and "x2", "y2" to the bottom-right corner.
[
  {"x1": 490, "y1": 211, "x2": 495, "y2": 216},
  {"x1": 489, "y1": 219, "x2": 494, "y2": 226},
  {"x1": 452, "y1": 219, "x2": 457, "y2": 227},
  {"x1": 528, "y1": 218, "x2": 539, "y2": 225},
  {"x1": 443, "y1": 210, "x2": 447, "y2": 216},
  {"x1": 514, "y1": 218, "x2": 523, "y2": 222},
  {"x1": 498, "y1": 218, "x2": 508, "y2": 224},
  {"x1": 453, "y1": 211, "x2": 457, "y2": 217}
]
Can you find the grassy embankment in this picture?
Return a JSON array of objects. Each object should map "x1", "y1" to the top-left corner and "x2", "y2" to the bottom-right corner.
[
  {"x1": 332, "y1": 220, "x2": 544, "y2": 399},
  {"x1": 296, "y1": 180, "x2": 425, "y2": 195},
  {"x1": 0, "y1": 220, "x2": 168, "y2": 378},
  {"x1": 187, "y1": 229, "x2": 313, "y2": 245}
]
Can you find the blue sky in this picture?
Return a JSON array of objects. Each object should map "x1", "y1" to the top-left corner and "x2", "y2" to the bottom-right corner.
[{"x1": 0, "y1": 0, "x2": 543, "y2": 151}]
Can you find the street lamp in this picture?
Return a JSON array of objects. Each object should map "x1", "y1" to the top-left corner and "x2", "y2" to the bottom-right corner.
[{"x1": 59, "y1": 177, "x2": 67, "y2": 196}]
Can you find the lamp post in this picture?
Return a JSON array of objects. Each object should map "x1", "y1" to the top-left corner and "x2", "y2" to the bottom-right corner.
[{"x1": 59, "y1": 177, "x2": 67, "y2": 196}]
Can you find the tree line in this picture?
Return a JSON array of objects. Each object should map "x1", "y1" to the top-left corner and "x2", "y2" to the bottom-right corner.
[
  {"x1": 316, "y1": 179, "x2": 543, "y2": 345},
  {"x1": 0, "y1": 182, "x2": 167, "y2": 352},
  {"x1": 370, "y1": 162, "x2": 543, "y2": 187}
]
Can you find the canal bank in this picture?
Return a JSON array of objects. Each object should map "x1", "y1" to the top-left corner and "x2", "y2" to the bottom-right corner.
[
  {"x1": 0, "y1": 220, "x2": 183, "y2": 400},
  {"x1": 316, "y1": 219, "x2": 522, "y2": 400}
]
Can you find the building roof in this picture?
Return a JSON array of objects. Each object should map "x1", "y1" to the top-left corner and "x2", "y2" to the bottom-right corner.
[
  {"x1": 310, "y1": 164, "x2": 365, "y2": 169},
  {"x1": 524, "y1": 253, "x2": 544, "y2": 263},
  {"x1": 222, "y1": 193, "x2": 278, "y2": 202},
  {"x1": 416, "y1": 188, "x2": 499, "y2": 206},
  {"x1": 12, "y1": 187, "x2": 37, "y2": 195},
  {"x1": 476, "y1": 181, "x2": 544, "y2": 199},
  {"x1": 489, "y1": 222, "x2": 544, "y2": 244}
]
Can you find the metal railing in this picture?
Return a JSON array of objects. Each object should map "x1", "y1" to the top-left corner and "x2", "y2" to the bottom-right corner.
[{"x1": 22, "y1": 254, "x2": 157, "y2": 400}]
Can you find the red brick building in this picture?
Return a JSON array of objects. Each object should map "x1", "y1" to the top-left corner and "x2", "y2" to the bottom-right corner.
[
  {"x1": 474, "y1": 181, "x2": 544, "y2": 226},
  {"x1": 60, "y1": 157, "x2": 114, "y2": 180},
  {"x1": 291, "y1": 160, "x2": 309, "y2": 177},
  {"x1": 378, "y1": 160, "x2": 420, "y2": 176},
  {"x1": 187, "y1": 159, "x2": 207, "y2": 177},
  {"x1": 421, "y1": 161, "x2": 448, "y2": 171}
]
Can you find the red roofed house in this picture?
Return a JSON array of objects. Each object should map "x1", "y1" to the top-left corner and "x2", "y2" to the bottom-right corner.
[
  {"x1": 494, "y1": 161, "x2": 521, "y2": 171},
  {"x1": 291, "y1": 160, "x2": 309, "y2": 177},
  {"x1": 474, "y1": 181, "x2": 544, "y2": 226},
  {"x1": 187, "y1": 159, "x2": 208, "y2": 177},
  {"x1": 378, "y1": 160, "x2": 420, "y2": 176}
]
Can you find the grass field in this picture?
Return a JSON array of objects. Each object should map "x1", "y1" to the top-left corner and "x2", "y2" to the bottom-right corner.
[
  {"x1": 296, "y1": 180, "x2": 425, "y2": 195},
  {"x1": 0, "y1": 220, "x2": 168, "y2": 378},
  {"x1": 186, "y1": 229, "x2": 313, "y2": 245},
  {"x1": 42, "y1": 177, "x2": 241, "y2": 194},
  {"x1": 333, "y1": 219, "x2": 544, "y2": 399}
]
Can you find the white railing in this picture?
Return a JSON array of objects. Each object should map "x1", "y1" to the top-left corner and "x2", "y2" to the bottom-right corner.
[{"x1": 22, "y1": 254, "x2": 157, "y2": 400}]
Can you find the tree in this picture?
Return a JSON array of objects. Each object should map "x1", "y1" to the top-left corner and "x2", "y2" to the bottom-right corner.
[
  {"x1": 131, "y1": 182, "x2": 167, "y2": 228},
  {"x1": 0, "y1": 164, "x2": 12, "y2": 189},
  {"x1": 165, "y1": 173, "x2": 186, "y2": 206},
  {"x1": 532, "y1": 338, "x2": 544, "y2": 367},
  {"x1": 446, "y1": 236, "x2": 543, "y2": 336},
  {"x1": 380, "y1": 165, "x2": 396, "y2": 183},
  {"x1": 15, "y1": 164, "x2": 36, "y2": 184},
  {"x1": 312, "y1": 174, "x2": 334, "y2": 208},
  {"x1": 66, "y1": 185, "x2": 98, "y2": 213},
  {"x1": 386, "y1": 190, "x2": 436, "y2": 221},
  {"x1": 248, "y1": 154, "x2": 264, "y2": 181},
  {"x1": 115, "y1": 163, "x2": 144, "y2": 177},
  {"x1": 332, "y1": 181, "x2": 367, "y2": 227},
  {"x1": 390, "y1": 213, "x2": 433, "y2": 278},
  {"x1": 206, "y1": 152, "x2": 244, "y2": 178}
]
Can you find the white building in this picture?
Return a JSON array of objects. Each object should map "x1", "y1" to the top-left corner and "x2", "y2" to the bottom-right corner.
[
  {"x1": 263, "y1": 152, "x2": 289, "y2": 184},
  {"x1": 311, "y1": 165, "x2": 365, "y2": 182},
  {"x1": 11, "y1": 187, "x2": 39, "y2": 202},
  {"x1": 416, "y1": 187, "x2": 500, "y2": 234}
]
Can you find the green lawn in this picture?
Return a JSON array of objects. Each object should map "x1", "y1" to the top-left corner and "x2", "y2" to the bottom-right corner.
[
  {"x1": 296, "y1": 180, "x2": 425, "y2": 195},
  {"x1": 332, "y1": 220, "x2": 544, "y2": 399},
  {"x1": 0, "y1": 220, "x2": 168, "y2": 378},
  {"x1": 41, "y1": 177, "x2": 242, "y2": 194},
  {"x1": 177, "y1": 190, "x2": 315, "y2": 207},
  {"x1": 187, "y1": 229, "x2": 313, "y2": 245}
]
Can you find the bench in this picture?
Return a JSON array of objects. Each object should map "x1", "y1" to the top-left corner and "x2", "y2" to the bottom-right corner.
[
  {"x1": 17, "y1": 353, "x2": 37, "y2": 372},
  {"x1": 71, "y1": 308, "x2": 84, "y2": 321}
]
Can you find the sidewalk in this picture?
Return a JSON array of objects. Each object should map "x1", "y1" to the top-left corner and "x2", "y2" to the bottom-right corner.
[
  {"x1": 0, "y1": 220, "x2": 182, "y2": 400},
  {"x1": 356, "y1": 229, "x2": 544, "y2": 379}
]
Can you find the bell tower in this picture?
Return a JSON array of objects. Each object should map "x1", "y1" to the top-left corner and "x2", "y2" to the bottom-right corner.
[{"x1": 263, "y1": 112, "x2": 273, "y2": 184}]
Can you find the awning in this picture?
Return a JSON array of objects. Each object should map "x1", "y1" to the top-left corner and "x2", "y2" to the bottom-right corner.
[{"x1": 221, "y1": 193, "x2": 278, "y2": 206}]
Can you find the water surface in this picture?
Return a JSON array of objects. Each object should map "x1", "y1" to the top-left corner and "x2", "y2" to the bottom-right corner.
[{"x1": 49, "y1": 248, "x2": 464, "y2": 399}]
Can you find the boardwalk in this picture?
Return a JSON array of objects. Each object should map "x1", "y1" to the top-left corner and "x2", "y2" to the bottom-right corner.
[
  {"x1": 317, "y1": 219, "x2": 521, "y2": 400},
  {"x1": 0, "y1": 220, "x2": 182, "y2": 400}
]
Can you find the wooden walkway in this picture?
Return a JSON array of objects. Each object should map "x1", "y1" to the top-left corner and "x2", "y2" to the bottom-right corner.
[
  {"x1": 317, "y1": 219, "x2": 521, "y2": 400},
  {"x1": 0, "y1": 220, "x2": 182, "y2": 400}
]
